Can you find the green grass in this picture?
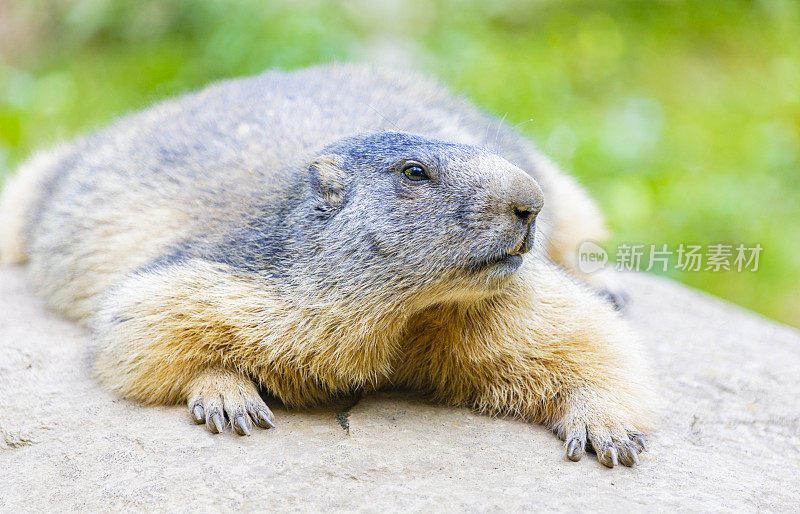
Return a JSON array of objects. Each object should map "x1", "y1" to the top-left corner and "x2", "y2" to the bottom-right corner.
[{"x1": 1, "y1": 0, "x2": 798, "y2": 327}]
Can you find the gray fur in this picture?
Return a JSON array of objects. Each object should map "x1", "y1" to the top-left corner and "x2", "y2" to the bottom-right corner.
[{"x1": 20, "y1": 64, "x2": 556, "y2": 319}]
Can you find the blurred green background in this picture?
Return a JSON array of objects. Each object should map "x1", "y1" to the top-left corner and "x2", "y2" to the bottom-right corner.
[{"x1": 1, "y1": 0, "x2": 798, "y2": 327}]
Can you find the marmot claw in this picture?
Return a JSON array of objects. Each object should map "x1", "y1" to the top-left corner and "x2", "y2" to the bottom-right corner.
[
  {"x1": 186, "y1": 369, "x2": 275, "y2": 435},
  {"x1": 562, "y1": 426, "x2": 647, "y2": 468}
]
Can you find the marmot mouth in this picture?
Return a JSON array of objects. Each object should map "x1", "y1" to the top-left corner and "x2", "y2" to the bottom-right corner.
[
  {"x1": 482, "y1": 252, "x2": 524, "y2": 270},
  {"x1": 462, "y1": 252, "x2": 524, "y2": 277},
  {"x1": 504, "y1": 229, "x2": 534, "y2": 258},
  {"x1": 508, "y1": 238, "x2": 526, "y2": 256},
  {"x1": 466, "y1": 232, "x2": 533, "y2": 274}
]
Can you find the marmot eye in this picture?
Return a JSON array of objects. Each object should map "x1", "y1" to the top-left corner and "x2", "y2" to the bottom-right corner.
[{"x1": 402, "y1": 163, "x2": 429, "y2": 182}]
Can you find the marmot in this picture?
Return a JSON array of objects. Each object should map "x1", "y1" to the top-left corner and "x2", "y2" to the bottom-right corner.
[{"x1": 0, "y1": 64, "x2": 653, "y2": 468}]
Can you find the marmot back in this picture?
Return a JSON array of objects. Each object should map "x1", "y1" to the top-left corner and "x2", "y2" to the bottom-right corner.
[{"x1": 1, "y1": 64, "x2": 610, "y2": 319}]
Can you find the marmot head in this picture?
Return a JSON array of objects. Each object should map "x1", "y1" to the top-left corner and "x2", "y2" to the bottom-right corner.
[{"x1": 300, "y1": 131, "x2": 544, "y2": 301}]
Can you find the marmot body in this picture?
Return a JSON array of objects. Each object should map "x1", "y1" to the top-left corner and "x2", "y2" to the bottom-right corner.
[{"x1": 0, "y1": 65, "x2": 653, "y2": 467}]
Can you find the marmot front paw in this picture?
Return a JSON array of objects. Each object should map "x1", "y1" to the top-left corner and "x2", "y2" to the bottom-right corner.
[
  {"x1": 596, "y1": 286, "x2": 630, "y2": 311},
  {"x1": 558, "y1": 421, "x2": 646, "y2": 468},
  {"x1": 185, "y1": 368, "x2": 275, "y2": 435},
  {"x1": 589, "y1": 270, "x2": 630, "y2": 311},
  {"x1": 554, "y1": 389, "x2": 649, "y2": 468}
]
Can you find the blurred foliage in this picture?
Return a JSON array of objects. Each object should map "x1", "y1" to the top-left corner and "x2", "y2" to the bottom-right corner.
[{"x1": 0, "y1": 0, "x2": 798, "y2": 326}]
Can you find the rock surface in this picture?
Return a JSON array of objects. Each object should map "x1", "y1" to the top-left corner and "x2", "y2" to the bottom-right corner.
[{"x1": 0, "y1": 265, "x2": 798, "y2": 511}]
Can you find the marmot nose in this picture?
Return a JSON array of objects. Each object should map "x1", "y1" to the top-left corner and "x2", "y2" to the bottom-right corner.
[
  {"x1": 508, "y1": 186, "x2": 543, "y2": 227},
  {"x1": 512, "y1": 202, "x2": 540, "y2": 226},
  {"x1": 494, "y1": 162, "x2": 544, "y2": 228}
]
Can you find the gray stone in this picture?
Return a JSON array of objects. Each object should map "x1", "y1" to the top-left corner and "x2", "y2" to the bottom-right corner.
[{"x1": 0, "y1": 266, "x2": 798, "y2": 511}]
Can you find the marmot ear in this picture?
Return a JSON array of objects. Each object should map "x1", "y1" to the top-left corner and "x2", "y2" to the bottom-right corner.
[{"x1": 309, "y1": 154, "x2": 347, "y2": 208}]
